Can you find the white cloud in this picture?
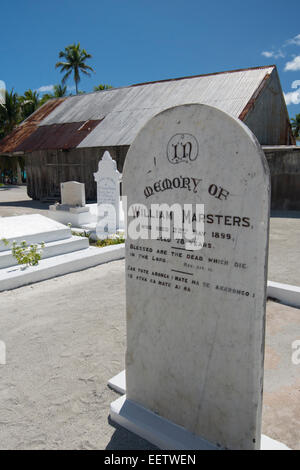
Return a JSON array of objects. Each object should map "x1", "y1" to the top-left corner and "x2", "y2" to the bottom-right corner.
[
  {"x1": 37, "y1": 84, "x2": 54, "y2": 93},
  {"x1": 284, "y1": 90, "x2": 300, "y2": 105},
  {"x1": 0, "y1": 80, "x2": 5, "y2": 105},
  {"x1": 284, "y1": 56, "x2": 300, "y2": 71},
  {"x1": 285, "y1": 34, "x2": 300, "y2": 47},
  {"x1": 262, "y1": 51, "x2": 274, "y2": 58},
  {"x1": 261, "y1": 49, "x2": 284, "y2": 59},
  {"x1": 292, "y1": 80, "x2": 300, "y2": 89}
]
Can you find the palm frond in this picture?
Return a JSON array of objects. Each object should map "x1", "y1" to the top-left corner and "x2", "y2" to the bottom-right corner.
[{"x1": 55, "y1": 43, "x2": 94, "y2": 94}]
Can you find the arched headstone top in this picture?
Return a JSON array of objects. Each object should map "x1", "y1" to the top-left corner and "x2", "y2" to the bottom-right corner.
[
  {"x1": 94, "y1": 151, "x2": 120, "y2": 182},
  {"x1": 123, "y1": 103, "x2": 270, "y2": 196}
]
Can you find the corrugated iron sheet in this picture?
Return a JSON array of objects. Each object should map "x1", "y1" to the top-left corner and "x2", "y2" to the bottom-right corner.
[
  {"x1": 78, "y1": 66, "x2": 276, "y2": 147},
  {"x1": 0, "y1": 98, "x2": 65, "y2": 154},
  {"x1": 15, "y1": 119, "x2": 102, "y2": 152},
  {"x1": 1, "y1": 66, "x2": 276, "y2": 153}
]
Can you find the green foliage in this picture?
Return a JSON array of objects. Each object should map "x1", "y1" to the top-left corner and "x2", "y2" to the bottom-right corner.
[
  {"x1": 19, "y1": 89, "x2": 40, "y2": 120},
  {"x1": 291, "y1": 113, "x2": 300, "y2": 138},
  {"x1": 94, "y1": 233, "x2": 125, "y2": 247},
  {"x1": 0, "y1": 88, "x2": 41, "y2": 138},
  {"x1": 1, "y1": 238, "x2": 45, "y2": 268},
  {"x1": 71, "y1": 230, "x2": 90, "y2": 239},
  {"x1": 0, "y1": 89, "x2": 21, "y2": 137},
  {"x1": 94, "y1": 236, "x2": 125, "y2": 247},
  {"x1": 39, "y1": 83, "x2": 68, "y2": 106},
  {"x1": 55, "y1": 43, "x2": 95, "y2": 94},
  {"x1": 70, "y1": 229, "x2": 124, "y2": 248},
  {"x1": 53, "y1": 84, "x2": 68, "y2": 97},
  {"x1": 0, "y1": 87, "x2": 43, "y2": 138},
  {"x1": 94, "y1": 84, "x2": 113, "y2": 92}
]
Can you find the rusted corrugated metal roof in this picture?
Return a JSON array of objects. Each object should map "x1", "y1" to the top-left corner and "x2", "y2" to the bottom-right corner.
[
  {"x1": 0, "y1": 66, "x2": 279, "y2": 153},
  {"x1": 0, "y1": 98, "x2": 65, "y2": 154},
  {"x1": 15, "y1": 119, "x2": 103, "y2": 152}
]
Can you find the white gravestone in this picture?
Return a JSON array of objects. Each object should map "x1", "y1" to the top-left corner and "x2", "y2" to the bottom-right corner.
[
  {"x1": 111, "y1": 104, "x2": 270, "y2": 450},
  {"x1": 49, "y1": 181, "x2": 91, "y2": 226},
  {"x1": 61, "y1": 181, "x2": 86, "y2": 207},
  {"x1": 94, "y1": 151, "x2": 121, "y2": 235}
]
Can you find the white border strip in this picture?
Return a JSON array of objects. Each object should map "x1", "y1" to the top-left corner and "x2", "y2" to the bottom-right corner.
[
  {"x1": 267, "y1": 281, "x2": 300, "y2": 309},
  {"x1": 110, "y1": 395, "x2": 290, "y2": 450},
  {"x1": 0, "y1": 244, "x2": 124, "y2": 292}
]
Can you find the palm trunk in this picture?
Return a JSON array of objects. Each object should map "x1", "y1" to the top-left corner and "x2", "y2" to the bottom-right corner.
[{"x1": 17, "y1": 160, "x2": 22, "y2": 185}]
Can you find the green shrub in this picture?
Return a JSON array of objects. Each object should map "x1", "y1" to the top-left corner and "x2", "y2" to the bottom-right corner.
[
  {"x1": 71, "y1": 230, "x2": 90, "y2": 239},
  {"x1": 1, "y1": 238, "x2": 45, "y2": 268},
  {"x1": 94, "y1": 236, "x2": 125, "y2": 248}
]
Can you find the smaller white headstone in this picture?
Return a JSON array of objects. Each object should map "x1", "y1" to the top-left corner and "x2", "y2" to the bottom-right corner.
[
  {"x1": 94, "y1": 151, "x2": 121, "y2": 235},
  {"x1": 61, "y1": 181, "x2": 86, "y2": 207},
  {"x1": 48, "y1": 181, "x2": 91, "y2": 226}
]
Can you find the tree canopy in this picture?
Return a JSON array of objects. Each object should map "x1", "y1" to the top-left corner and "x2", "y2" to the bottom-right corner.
[
  {"x1": 55, "y1": 43, "x2": 94, "y2": 94},
  {"x1": 18, "y1": 89, "x2": 40, "y2": 120},
  {"x1": 0, "y1": 89, "x2": 20, "y2": 138},
  {"x1": 291, "y1": 113, "x2": 300, "y2": 139},
  {"x1": 94, "y1": 84, "x2": 113, "y2": 92}
]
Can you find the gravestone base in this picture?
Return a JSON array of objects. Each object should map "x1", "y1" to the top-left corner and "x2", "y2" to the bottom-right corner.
[
  {"x1": 110, "y1": 395, "x2": 290, "y2": 450},
  {"x1": 49, "y1": 204, "x2": 92, "y2": 227},
  {"x1": 108, "y1": 369, "x2": 126, "y2": 394}
]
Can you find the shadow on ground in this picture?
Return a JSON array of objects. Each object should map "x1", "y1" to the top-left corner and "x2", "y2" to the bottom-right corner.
[
  {"x1": 106, "y1": 416, "x2": 158, "y2": 450},
  {"x1": 0, "y1": 200, "x2": 49, "y2": 210},
  {"x1": 271, "y1": 210, "x2": 300, "y2": 219}
]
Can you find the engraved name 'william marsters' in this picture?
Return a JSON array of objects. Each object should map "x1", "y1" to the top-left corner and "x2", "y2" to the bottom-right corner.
[{"x1": 131, "y1": 207, "x2": 251, "y2": 228}]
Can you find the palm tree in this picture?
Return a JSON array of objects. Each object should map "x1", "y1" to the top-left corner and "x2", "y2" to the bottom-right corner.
[
  {"x1": 0, "y1": 89, "x2": 20, "y2": 137},
  {"x1": 19, "y1": 89, "x2": 40, "y2": 120},
  {"x1": 53, "y1": 84, "x2": 68, "y2": 97},
  {"x1": 291, "y1": 114, "x2": 300, "y2": 139},
  {"x1": 39, "y1": 83, "x2": 68, "y2": 107},
  {"x1": 94, "y1": 84, "x2": 113, "y2": 92},
  {"x1": 55, "y1": 43, "x2": 94, "y2": 94}
]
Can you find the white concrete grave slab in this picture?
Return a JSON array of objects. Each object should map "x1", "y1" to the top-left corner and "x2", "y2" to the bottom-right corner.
[
  {"x1": 0, "y1": 243, "x2": 124, "y2": 292},
  {"x1": 94, "y1": 151, "x2": 121, "y2": 235},
  {"x1": 0, "y1": 214, "x2": 70, "y2": 251},
  {"x1": 110, "y1": 103, "x2": 272, "y2": 450},
  {"x1": 0, "y1": 214, "x2": 124, "y2": 292}
]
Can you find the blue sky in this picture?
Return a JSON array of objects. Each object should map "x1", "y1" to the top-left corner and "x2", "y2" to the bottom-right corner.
[{"x1": 1, "y1": 0, "x2": 300, "y2": 118}]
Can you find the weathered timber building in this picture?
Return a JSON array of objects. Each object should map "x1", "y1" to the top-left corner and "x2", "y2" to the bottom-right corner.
[{"x1": 0, "y1": 65, "x2": 299, "y2": 209}]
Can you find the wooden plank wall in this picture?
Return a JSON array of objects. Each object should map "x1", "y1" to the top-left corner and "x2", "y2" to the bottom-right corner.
[{"x1": 25, "y1": 145, "x2": 129, "y2": 201}]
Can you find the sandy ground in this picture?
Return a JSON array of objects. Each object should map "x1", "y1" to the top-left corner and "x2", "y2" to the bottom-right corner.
[
  {"x1": 0, "y1": 260, "x2": 299, "y2": 450},
  {"x1": 0, "y1": 186, "x2": 299, "y2": 450},
  {"x1": 0, "y1": 261, "x2": 155, "y2": 450},
  {"x1": 269, "y1": 216, "x2": 300, "y2": 286},
  {"x1": 0, "y1": 185, "x2": 50, "y2": 218}
]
